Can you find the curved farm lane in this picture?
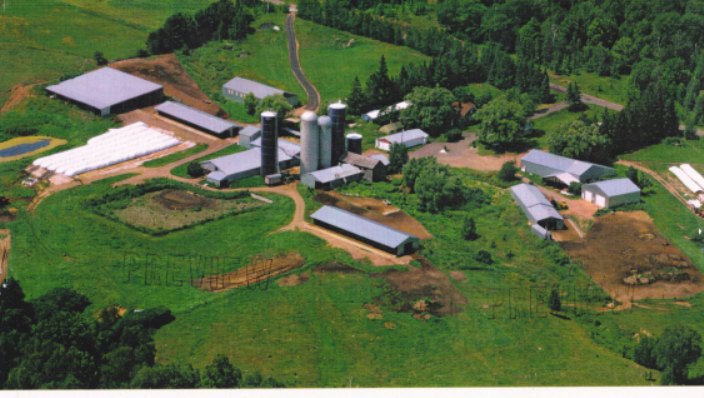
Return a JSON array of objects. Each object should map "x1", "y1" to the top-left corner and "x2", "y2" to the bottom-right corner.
[
  {"x1": 285, "y1": 11, "x2": 320, "y2": 111},
  {"x1": 549, "y1": 82, "x2": 624, "y2": 111},
  {"x1": 616, "y1": 160, "x2": 690, "y2": 208}
]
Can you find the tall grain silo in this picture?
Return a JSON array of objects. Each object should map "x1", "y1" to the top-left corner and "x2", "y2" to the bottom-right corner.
[
  {"x1": 300, "y1": 111, "x2": 319, "y2": 175},
  {"x1": 260, "y1": 110, "x2": 278, "y2": 177},
  {"x1": 346, "y1": 133, "x2": 362, "y2": 155},
  {"x1": 318, "y1": 115, "x2": 332, "y2": 169},
  {"x1": 328, "y1": 102, "x2": 347, "y2": 164}
]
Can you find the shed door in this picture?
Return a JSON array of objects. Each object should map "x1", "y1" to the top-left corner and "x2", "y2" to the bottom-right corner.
[
  {"x1": 583, "y1": 190, "x2": 592, "y2": 202},
  {"x1": 595, "y1": 194, "x2": 606, "y2": 208}
]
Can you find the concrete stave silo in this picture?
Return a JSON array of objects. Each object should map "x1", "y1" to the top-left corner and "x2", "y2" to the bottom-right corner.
[
  {"x1": 260, "y1": 110, "x2": 278, "y2": 177},
  {"x1": 318, "y1": 115, "x2": 332, "y2": 169},
  {"x1": 300, "y1": 111, "x2": 320, "y2": 175}
]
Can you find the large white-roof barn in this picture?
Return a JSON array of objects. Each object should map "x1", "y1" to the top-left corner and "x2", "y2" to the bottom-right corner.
[
  {"x1": 520, "y1": 149, "x2": 615, "y2": 186},
  {"x1": 300, "y1": 164, "x2": 364, "y2": 189},
  {"x1": 582, "y1": 178, "x2": 640, "y2": 209},
  {"x1": 46, "y1": 67, "x2": 164, "y2": 116},
  {"x1": 311, "y1": 205, "x2": 420, "y2": 256}
]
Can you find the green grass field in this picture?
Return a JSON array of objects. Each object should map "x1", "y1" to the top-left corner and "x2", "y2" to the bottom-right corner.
[
  {"x1": 143, "y1": 144, "x2": 208, "y2": 168},
  {"x1": 295, "y1": 18, "x2": 430, "y2": 103},
  {"x1": 531, "y1": 105, "x2": 612, "y2": 149},
  {"x1": 549, "y1": 71, "x2": 630, "y2": 105},
  {"x1": 620, "y1": 139, "x2": 704, "y2": 172}
]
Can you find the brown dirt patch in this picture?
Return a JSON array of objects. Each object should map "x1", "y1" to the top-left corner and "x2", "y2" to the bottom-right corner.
[
  {"x1": 561, "y1": 211, "x2": 704, "y2": 303},
  {"x1": 110, "y1": 54, "x2": 225, "y2": 116},
  {"x1": 153, "y1": 189, "x2": 214, "y2": 210},
  {"x1": 376, "y1": 256, "x2": 468, "y2": 316},
  {"x1": 450, "y1": 271, "x2": 466, "y2": 282},
  {"x1": 195, "y1": 252, "x2": 305, "y2": 292},
  {"x1": 276, "y1": 272, "x2": 309, "y2": 287},
  {"x1": 313, "y1": 262, "x2": 362, "y2": 274},
  {"x1": 314, "y1": 191, "x2": 432, "y2": 239},
  {"x1": 410, "y1": 133, "x2": 519, "y2": 172},
  {"x1": 0, "y1": 229, "x2": 10, "y2": 284},
  {"x1": 1, "y1": 84, "x2": 33, "y2": 113}
]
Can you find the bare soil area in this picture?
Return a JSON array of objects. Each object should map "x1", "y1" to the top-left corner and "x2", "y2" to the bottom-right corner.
[
  {"x1": 110, "y1": 54, "x2": 225, "y2": 116},
  {"x1": 410, "y1": 133, "x2": 519, "y2": 172},
  {"x1": 1, "y1": 84, "x2": 33, "y2": 113},
  {"x1": 376, "y1": 257, "x2": 468, "y2": 316},
  {"x1": 314, "y1": 191, "x2": 432, "y2": 239},
  {"x1": 561, "y1": 211, "x2": 704, "y2": 303},
  {"x1": 195, "y1": 252, "x2": 305, "y2": 292},
  {"x1": 0, "y1": 229, "x2": 10, "y2": 284}
]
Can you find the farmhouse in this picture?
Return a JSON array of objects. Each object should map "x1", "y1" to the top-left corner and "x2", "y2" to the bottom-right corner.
[
  {"x1": 520, "y1": 149, "x2": 615, "y2": 186},
  {"x1": 341, "y1": 152, "x2": 387, "y2": 182},
  {"x1": 375, "y1": 129, "x2": 429, "y2": 151},
  {"x1": 239, "y1": 126, "x2": 262, "y2": 149},
  {"x1": 201, "y1": 144, "x2": 298, "y2": 187},
  {"x1": 311, "y1": 205, "x2": 420, "y2": 256},
  {"x1": 510, "y1": 183, "x2": 564, "y2": 231},
  {"x1": 582, "y1": 178, "x2": 640, "y2": 209},
  {"x1": 46, "y1": 67, "x2": 163, "y2": 116},
  {"x1": 155, "y1": 101, "x2": 239, "y2": 137},
  {"x1": 301, "y1": 164, "x2": 364, "y2": 189},
  {"x1": 222, "y1": 77, "x2": 298, "y2": 105}
]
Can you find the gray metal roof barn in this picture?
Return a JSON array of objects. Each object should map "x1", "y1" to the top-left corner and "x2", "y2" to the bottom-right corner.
[
  {"x1": 510, "y1": 183, "x2": 564, "y2": 231},
  {"x1": 155, "y1": 101, "x2": 239, "y2": 137},
  {"x1": 301, "y1": 164, "x2": 364, "y2": 189},
  {"x1": 201, "y1": 145, "x2": 298, "y2": 187},
  {"x1": 46, "y1": 67, "x2": 163, "y2": 116},
  {"x1": 311, "y1": 205, "x2": 420, "y2": 256},
  {"x1": 520, "y1": 149, "x2": 615, "y2": 185},
  {"x1": 222, "y1": 77, "x2": 298, "y2": 105},
  {"x1": 582, "y1": 178, "x2": 640, "y2": 209},
  {"x1": 341, "y1": 152, "x2": 387, "y2": 182},
  {"x1": 239, "y1": 126, "x2": 262, "y2": 148},
  {"x1": 375, "y1": 129, "x2": 429, "y2": 151}
]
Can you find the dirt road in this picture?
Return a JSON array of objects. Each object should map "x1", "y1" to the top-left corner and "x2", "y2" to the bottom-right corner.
[
  {"x1": 285, "y1": 11, "x2": 320, "y2": 111},
  {"x1": 411, "y1": 133, "x2": 520, "y2": 172},
  {"x1": 549, "y1": 83, "x2": 624, "y2": 111}
]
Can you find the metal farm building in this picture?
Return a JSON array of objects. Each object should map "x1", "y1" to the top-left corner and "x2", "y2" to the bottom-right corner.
[
  {"x1": 510, "y1": 183, "x2": 564, "y2": 231},
  {"x1": 375, "y1": 129, "x2": 428, "y2": 151},
  {"x1": 520, "y1": 149, "x2": 615, "y2": 186},
  {"x1": 46, "y1": 67, "x2": 163, "y2": 116},
  {"x1": 222, "y1": 77, "x2": 298, "y2": 105},
  {"x1": 155, "y1": 101, "x2": 239, "y2": 137},
  {"x1": 311, "y1": 205, "x2": 420, "y2": 256},
  {"x1": 582, "y1": 178, "x2": 641, "y2": 209}
]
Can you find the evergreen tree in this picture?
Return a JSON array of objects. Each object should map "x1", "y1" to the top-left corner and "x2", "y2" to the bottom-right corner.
[
  {"x1": 461, "y1": 217, "x2": 478, "y2": 241},
  {"x1": 498, "y1": 161, "x2": 517, "y2": 182},
  {"x1": 548, "y1": 288, "x2": 561, "y2": 312},
  {"x1": 201, "y1": 355, "x2": 241, "y2": 388},
  {"x1": 366, "y1": 56, "x2": 398, "y2": 108},
  {"x1": 346, "y1": 76, "x2": 367, "y2": 115},
  {"x1": 566, "y1": 82, "x2": 585, "y2": 111},
  {"x1": 244, "y1": 93, "x2": 258, "y2": 116}
]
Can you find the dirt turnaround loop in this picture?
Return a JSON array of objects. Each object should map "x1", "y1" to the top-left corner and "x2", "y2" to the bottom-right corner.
[{"x1": 561, "y1": 211, "x2": 704, "y2": 303}]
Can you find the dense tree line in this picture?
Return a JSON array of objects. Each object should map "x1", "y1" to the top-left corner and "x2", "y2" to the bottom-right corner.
[
  {"x1": 146, "y1": 0, "x2": 254, "y2": 54},
  {"x1": 0, "y1": 279, "x2": 284, "y2": 389},
  {"x1": 632, "y1": 325, "x2": 702, "y2": 385}
]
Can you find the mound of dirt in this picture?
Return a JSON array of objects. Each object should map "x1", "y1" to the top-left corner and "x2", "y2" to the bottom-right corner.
[
  {"x1": 314, "y1": 191, "x2": 432, "y2": 239},
  {"x1": 110, "y1": 54, "x2": 225, "y2": 116},
  {"x1": 561, "y1": 211, "x2": 704, "y2": 302},
  {"x1": 375, "y1": 257, "x2": 467, "y2": 317},
  {"x1": 277, "y1": 272, "x2": 309, "y2": 287},
  {"x1": 195, "y1": 252, "x2": 305, "y2": 292},
  {"x1": 154, "y1": 189, "x2": 214, "y2": 211}
]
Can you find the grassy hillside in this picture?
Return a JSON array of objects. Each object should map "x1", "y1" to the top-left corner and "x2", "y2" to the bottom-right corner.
[
  {"x1": 0, "y1": 0, "x2": 215, "y2": 105},
  {"x1": 295, "y1": 18, "x2": 430, "y2": 103}
]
